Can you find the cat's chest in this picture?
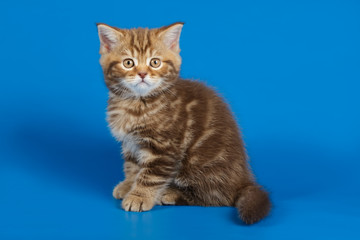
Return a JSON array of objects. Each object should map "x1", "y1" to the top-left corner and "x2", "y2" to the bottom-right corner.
[
  {"x1": 107, "y1": 109, "x2": 156, "y2": 157},
  {"x1": 106, "y1": 96, "x2": 172, "y2": 146},
  {"x1": 107, "y1": 110, "x2": 145, "y2": 142},
  {"x1": 107, "y1": 96, "x2": 170, "y2": 135}
]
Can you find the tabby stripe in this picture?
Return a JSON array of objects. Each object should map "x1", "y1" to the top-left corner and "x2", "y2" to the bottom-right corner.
[
  {"x1": 124, "y1": 154, "x2": 138, "y2": 164},
  {"x1": 145, "y1": 30, "x2": 152, "y2": 52},
  {"x1": 125, "y1": 108, "x2": 143, "y2": 116},
  {"x1": 144, "y1": 166, "x2": 175, "y2": 178},
  {"x1": 129, "y1": 32, "x2": 135, "y2": 55},
  {"x1": 145, "y1": 157, "x2": 175, "y2": 168},
  {"x1": 130, "y1": 191, "x2": 146, "y2": 198},
  {"x1": 163, "y1": 60, "x2": 175, "y2": 70},
  {"x1": 137, "y1": 143, "x2": 166, "y2": 156},
  {"x1": 107, "y1": 61, "x2": 120, "y2": 75},
  {"x1": 142, "y1": 142, "x2": 177, "y2": 157},
  {"x1": 137, "y1": 179, "x2": 167, "y2": 187},
  {"x1": 133, "y1": 39, "x2": 141, "y2": 53}
]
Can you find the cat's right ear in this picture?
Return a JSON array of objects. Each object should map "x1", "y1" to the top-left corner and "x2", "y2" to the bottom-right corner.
[{"x1": 97, "y1": 23, "x2": 122, "y2": 54}]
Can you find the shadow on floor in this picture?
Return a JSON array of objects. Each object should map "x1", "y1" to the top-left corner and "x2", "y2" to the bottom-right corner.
[{"x1": 9, "y1": 116, "x2": 124, "y2": 200}]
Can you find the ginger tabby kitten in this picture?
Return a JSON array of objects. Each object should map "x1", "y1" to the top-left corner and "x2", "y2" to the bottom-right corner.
[{"x1": 97, "y1": 22, "x2": 271, "y2": 224}]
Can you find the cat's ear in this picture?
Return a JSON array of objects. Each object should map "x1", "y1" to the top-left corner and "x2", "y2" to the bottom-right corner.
[
  {"x1": 97, "y1": 23, "x2": 122, "y2": 54},
  {"x1": 159, "y1": 22, "x2": 184, "y2": 53}
]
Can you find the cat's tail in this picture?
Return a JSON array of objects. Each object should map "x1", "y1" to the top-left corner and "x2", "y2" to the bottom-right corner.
[{"x1": 235, "y1": 185, "x2": 271, "y2": 224}]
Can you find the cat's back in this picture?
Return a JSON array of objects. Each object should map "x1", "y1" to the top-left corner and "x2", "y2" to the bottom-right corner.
[
  {"x1": 173, "y1": 78, "x2": 244, "y2": 155},
  {"x1": 174, "y1": 78, "x2": 237, "y2": 128},
  {"x1": 175, "y1": 78, "x2": 218, "y2": 100},
  {"x1": 173, "y1": 79, "x2": 249, "y2": 199}
]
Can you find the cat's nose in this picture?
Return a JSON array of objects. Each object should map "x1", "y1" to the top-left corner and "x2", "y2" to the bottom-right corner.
[{"x1": 138, "y1": 72, "x2": 147, "y2": 79}]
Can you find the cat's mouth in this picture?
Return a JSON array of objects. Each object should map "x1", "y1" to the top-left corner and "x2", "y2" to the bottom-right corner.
[
  {"x1": 125, "y1": 77, "x2": 163, "y2": 97},
  {"x1": 135, "y1": 80, "x2": 150, "y2": 87}
]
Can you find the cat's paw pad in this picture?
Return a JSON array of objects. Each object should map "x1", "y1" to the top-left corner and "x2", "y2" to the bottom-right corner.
[
  {"x1": 113, "y1": 181, "x2": 132, "y2": 200},
  {"x1": 122, "y1": 194, "x2": 154, "y2": 212}
]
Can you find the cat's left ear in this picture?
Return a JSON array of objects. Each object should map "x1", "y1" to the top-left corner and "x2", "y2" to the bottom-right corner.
[{"x1": 159, "y1": 22, "x2": 184, "y2": 53}]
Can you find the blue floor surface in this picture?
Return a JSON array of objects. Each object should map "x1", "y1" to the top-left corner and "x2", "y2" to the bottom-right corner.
[{"x1": 1, "y1": 0, "x2": 360, "y2": 239}]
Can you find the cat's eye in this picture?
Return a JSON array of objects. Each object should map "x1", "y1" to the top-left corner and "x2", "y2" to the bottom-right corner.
[
  {"x1": 150, "y1": 58, "x2": 161, "y2": 68},
  {"x1": 123, "y1": 59, "x2": 134, "y2": 68}
]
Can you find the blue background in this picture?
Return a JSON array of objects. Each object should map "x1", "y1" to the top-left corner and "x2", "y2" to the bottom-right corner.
[{"x1": 1, "y1": 0, "x2": 359, "y2": 239}]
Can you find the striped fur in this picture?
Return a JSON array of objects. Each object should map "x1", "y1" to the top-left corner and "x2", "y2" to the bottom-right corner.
[{"x1": 97, "y1": 23, "x2": 271, "y2": 224}]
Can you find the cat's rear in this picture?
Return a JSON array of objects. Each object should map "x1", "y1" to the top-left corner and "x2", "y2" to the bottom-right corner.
[
  {"x1": 97, "y1": 22, "x2": 271, "y2": 224},
  {"x1": 170, "y1": 79, "x2": 271, "y2": 224}
]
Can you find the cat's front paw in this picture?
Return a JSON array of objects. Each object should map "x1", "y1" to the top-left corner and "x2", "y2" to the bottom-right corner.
[
  {"x1": 113, "y1": 181, "x2": 133, "y2": 199},
  {"x1": 122, "y1": 194, "x2": 155, "y2": 212}
]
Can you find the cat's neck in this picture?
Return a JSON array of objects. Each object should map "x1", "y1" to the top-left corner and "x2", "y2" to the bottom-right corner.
[{"x1": 108, "y1": 84, "x2": 178, "y2": 113}]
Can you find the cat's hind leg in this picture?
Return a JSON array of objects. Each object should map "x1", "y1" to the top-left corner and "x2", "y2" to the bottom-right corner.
[{"x1": 159, "y1": 185, "x2": 189, "y2": 206}]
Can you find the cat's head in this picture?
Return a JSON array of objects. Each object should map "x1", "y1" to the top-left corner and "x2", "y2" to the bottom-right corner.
[{"x1": 97, "y1": 22, "x2": 184, "y2": 98}]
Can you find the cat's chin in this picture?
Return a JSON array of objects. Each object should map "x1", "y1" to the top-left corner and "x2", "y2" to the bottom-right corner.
[
  {"x1": 126, "y1": 78, "x2": 164, "y2": 98},
  {"x1": 135, "y1": 81, "x2": 150, "y2": 87},
  {"x1": 123, "y1": 84, "x2": 157, "y2": 98}
]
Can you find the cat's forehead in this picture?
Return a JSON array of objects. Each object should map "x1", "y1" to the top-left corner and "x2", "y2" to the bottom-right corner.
[{"x1": 119, "y1": 27, "x2": 163, "y2": 57}]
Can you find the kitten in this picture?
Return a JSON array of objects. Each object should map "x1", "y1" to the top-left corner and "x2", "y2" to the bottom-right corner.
[{"x1": 97, "y1": 22, "x2": 271, "y2": 224}]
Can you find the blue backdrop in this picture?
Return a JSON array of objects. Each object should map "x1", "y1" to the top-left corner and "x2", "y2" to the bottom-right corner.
[{"x1": 1, "y1": 0, "x2": 359, "y2": 239}]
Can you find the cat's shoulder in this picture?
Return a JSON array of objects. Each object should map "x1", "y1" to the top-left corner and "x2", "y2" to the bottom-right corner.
[{"x1": 175, "y1": 78, "x2": 220, "y2": 98}]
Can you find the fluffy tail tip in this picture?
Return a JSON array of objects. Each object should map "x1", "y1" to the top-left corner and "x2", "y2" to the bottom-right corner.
[{"x1": 235, "y1": 185, "x2": 271, "y2": 225}]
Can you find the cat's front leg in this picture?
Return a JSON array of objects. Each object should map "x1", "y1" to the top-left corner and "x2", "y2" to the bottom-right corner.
[
  {"x1": 113, "y1": 156, "x2": 139, "y2": 199},
  {"x1": 122, "y1": 151, "x2": 176, "y2": 212},
  {"x1": 113, "y1": 181, "x2": 132, "y2": 199}
]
